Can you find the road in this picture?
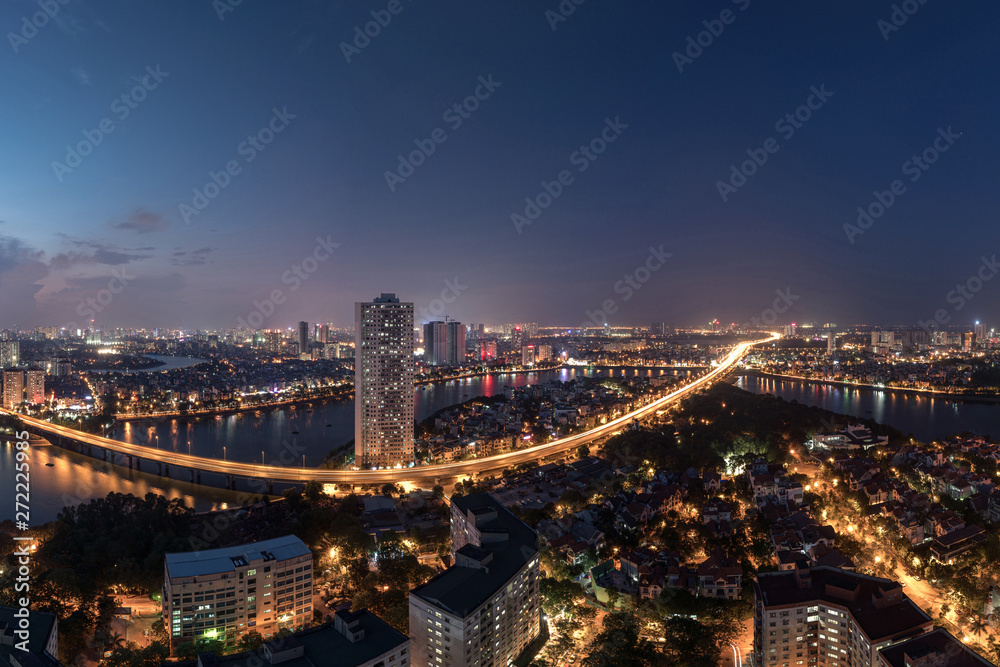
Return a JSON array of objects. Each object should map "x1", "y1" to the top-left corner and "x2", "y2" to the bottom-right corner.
[{"x1": 2, "y1": 334, "x2": 777, "y2": 486}]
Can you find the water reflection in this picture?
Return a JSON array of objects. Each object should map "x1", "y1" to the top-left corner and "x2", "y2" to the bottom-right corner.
[{"x1": 736, "y1": 375, "x2": 1000, "y2": 442}]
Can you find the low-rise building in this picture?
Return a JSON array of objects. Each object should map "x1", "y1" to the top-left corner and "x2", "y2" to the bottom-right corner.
[{"x1": 163, "y1": 535, "x2": 313, "y2": 653}]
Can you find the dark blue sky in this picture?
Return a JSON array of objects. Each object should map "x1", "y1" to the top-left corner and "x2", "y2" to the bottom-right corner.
[{"x1": 1, "y1": 0, "x2": 998, "y2": 330}]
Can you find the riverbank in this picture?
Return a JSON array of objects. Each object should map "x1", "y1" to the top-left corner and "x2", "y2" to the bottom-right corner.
[
  {"x1": 113, "y1": 362, "x2": 567, "y2": 422},
  {"x1": 741, "y1": 370, "x2": 1000, "y2": 404}
]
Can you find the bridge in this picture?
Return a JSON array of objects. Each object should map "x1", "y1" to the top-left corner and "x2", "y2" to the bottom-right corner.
[{"x1": 3, "y1": 334, "x2": 777, "y2": 491}]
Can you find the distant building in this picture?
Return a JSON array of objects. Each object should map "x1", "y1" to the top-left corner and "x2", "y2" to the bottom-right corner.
[
  {"x1": 355, "y1": 293, "x2": 415, "y2": 468},
  {"x1": 162, "y1": 535, "x2": 313, "y2": 653},
  {"x1": 0, "y1": 606, "x2": 60, "y2": 666},
  {"x1": 2, "y1": 370, "x2": 23, "y2": 409},
  {"x1": 423, "y1": 320, "x2": 465, "y2": 366},
  {"x1": 521, "y1": 344, "x2": 535, "y2": 367},
  {"x1": 975, "y1": 321, "x2": 987, "y2": 345},
  {"x1": 423, "y1": 321, "x2": 448, "y2": 366},
  {"x1": 316, "y1": 323, "x2": 330, "y2": 345},
  {"x1": 753, "y1": 566, "x2": 932, "y2": 667},
  {"x1": 447, "y1": 321, "x2": 465, "y2": 365},
  {"x1": 297, "y1": 321, "x2": 309, "y2": 358},
  {"x1": 409, "y1": 493, "x2": 541, "y2": 667},
  {"x1": 827, "y1": 332, "x2": 837, "y2": 356},
  {"x1": 479, "y1": 340, "x2": 497, "y2": 361},
  {"x1": 25, "y1": 368, "x2": 45, "y2": 405},
  {"x1": 262, "y1": 330, "x2": 282, "y2": 354},
  {"x1": 0, "y1": 340, "x2": 18, "y2": 368}
]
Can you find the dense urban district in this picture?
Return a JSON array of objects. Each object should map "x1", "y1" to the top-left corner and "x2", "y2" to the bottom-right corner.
[{"x1": 1, "y1": 316, "x2": 1000, "y2": 667}]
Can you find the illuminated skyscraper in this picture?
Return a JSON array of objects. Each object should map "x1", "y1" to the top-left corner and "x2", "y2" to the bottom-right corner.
[
  {"x1": 2, "y1": 370, "x2": 24, "y2": 409},
  {"x1": 355, "y1": 294, "x2": 414, "y2": 468},
  {"x1": 25, "y1": 369, "x2": 44, "y2": 405},
  {"x1": 262, "y1": 330, "x2": 282, "y2": 354}
]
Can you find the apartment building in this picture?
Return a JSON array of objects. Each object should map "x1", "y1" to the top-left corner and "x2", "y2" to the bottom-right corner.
[
  {"x1": 163, "y1": 535, "x2": 313, "y2": 653},
  {"x1": 753, "y1": 566, "x2": 933, "y2": 667},
  {"x1": 408, "y1": 493, "x2": 541, "y2": 667}
]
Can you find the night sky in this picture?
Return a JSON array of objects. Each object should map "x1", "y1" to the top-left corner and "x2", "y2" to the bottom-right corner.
[{"x1": 1, "y1": 1, "x2": 998, "y2": 330}]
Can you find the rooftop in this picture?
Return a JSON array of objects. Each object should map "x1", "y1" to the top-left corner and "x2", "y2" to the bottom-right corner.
[
  {"x1": 878, "y1": 628, "x2": 994, "y2": 666},
  {"x1": 410, "y1": 493, "x2": 537, "y2": 618},
  {"x1": 165, "y1": 535, "x2": 311, "y2": 579},
  {"x1": 0, "y1": 607, "x2": 59, "y2": 667},
  {"x1": 755, "y1": 566, "x2": 931, "y2": 642},
  {"x1": 171, "y1": 612, "x2": 407, "y2": 667}
]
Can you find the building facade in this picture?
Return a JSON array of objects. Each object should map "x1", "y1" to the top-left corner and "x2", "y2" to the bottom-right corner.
[
  {"x1": 355, "y1": 293, "x2": 415, "y2": 468},
  {"x1": 423, "y1": 321, "x2": 449, "y2": 366},
  {"x1": 297, "y1": 321, "x2": 309, "y2": 358},
  {"x1": 753, "y1": 566, "x2": 932, "y2": 667},
  {"x1": 0, "y1": 340, "x2": 18, "y2": 369},
  {"x1": 2, "y1": 370, "x2": 24, "y2": 409},
  {"x1": 163, "y1": 535, "x2": 313, "y2": 654},
  {"x1": 408, "y1": 494, "x2": 541, "y2": 667},
  {"x1": 25, "y1": 369, "x2": 45, "y2": 405}
]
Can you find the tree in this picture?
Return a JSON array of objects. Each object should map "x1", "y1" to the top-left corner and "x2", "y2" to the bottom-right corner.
[
  {"x1": 581, "y1": 613, "x2": 660, "y2": 667},
  {"x1": 577, "y1": 443, "x2": 591, "y2": 459},
  {"x1": 661, "y1": 616, "x2": 722, "y2": 666},
  {"x1": 304, "y1": 480, "x2": 324, "y2": 503},
  {"x1": 236, "y1": 630, "x2": 265, "y2": 652},
  {"x1": 98, "y1": 640, "x2": 169, "y2": 667}
]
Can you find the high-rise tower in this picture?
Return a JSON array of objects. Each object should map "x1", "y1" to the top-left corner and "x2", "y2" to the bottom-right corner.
[{"x1": 355, "y1": 294, "x2": 415, "y2": 468}]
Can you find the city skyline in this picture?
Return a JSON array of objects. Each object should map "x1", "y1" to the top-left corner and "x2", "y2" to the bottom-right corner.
[{"x1": 1, "y1": 2, "x2": 999, "y2": 329}]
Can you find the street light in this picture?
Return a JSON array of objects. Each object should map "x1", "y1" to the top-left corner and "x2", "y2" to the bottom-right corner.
[{"x1": 223, "y1": 446, "x2": 226, "y2": 461}]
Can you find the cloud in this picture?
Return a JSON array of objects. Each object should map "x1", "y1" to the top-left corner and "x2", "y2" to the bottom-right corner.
[
  {"x1": 171, "y1": 247, "x2": 217, "y2": 266},
  {"x1": 71, "y1": 67, "x2": 91, "y2": 85},
  {"x1": 0, "y1": 233, "x2": 44, "y2": 274},
  {"x1": 109, "y1": 208, "x2": 169, "y2": 234},
  {"x1": 51, "y1": 234, "x2": 155, "y2": 267}
]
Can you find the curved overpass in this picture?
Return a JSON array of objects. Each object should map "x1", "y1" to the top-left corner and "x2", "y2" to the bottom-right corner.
[{"x1": 4, "y1": 334, "x2": 777, "y2": 485}]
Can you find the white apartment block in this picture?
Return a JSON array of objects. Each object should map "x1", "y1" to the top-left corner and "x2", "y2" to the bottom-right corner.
[
  {"x1": 163, "y1": 535, "x2": 313, "y2": 654},
  {"x1": 409, "y1": 494, "x2": 541, "y2": 667},
  {"x1": 753, "y1": 566, "x2": 933, "y2": 667}
]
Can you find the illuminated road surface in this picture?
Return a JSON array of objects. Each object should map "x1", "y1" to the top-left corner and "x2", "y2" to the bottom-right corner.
[{"x1": 3, "y1": 335, "x2": 777, "y2": 485}]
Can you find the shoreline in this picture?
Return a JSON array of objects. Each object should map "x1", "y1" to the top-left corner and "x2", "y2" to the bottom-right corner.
[
  {"x1": 112, "y1": 362, "x2": 567, "y2": 422},
  {"x1": 741, "y1": 370, "x2": 1000, "y2": 404}
]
